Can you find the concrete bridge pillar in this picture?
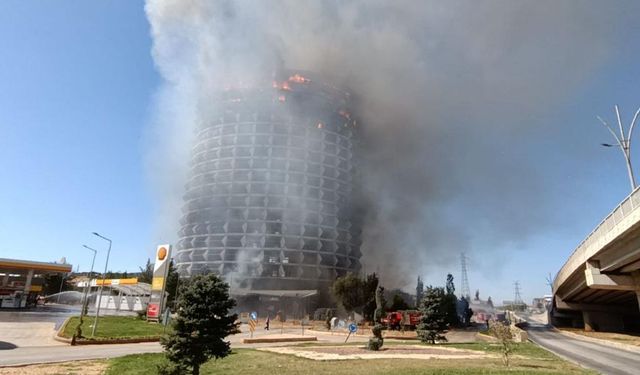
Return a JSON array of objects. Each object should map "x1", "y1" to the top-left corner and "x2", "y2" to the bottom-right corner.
[
  {"x1": 633, "y1": 271, "x2": 640, "y2": 312},
  {"x1": 583, "y1": 311, "x2": 595, "y2": 332},
  {"x1": 582, "y1": 310, "x2": 625, "y2": 332}
]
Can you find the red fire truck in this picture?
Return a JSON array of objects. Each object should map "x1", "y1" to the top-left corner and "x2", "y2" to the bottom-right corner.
[{"x1": 381, "y1": 310, "x2": 421, "y2": 330}]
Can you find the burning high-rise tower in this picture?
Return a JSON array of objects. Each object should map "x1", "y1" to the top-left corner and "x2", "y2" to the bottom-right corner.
[{"x1": 175, "y1": 71, "x2": 363, "y2": 294}]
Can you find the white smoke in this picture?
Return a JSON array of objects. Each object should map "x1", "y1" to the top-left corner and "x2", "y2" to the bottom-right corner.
[{"x1": 145, "y1": 0, "x2": 623, "y2": 289}]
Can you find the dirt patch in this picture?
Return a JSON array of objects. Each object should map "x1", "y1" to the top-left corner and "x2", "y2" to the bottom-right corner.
[
  {"x1": 0, "y1": 360, "x2": 107, "y2": 375},
  {"x1": 259, "y1": 344, "x2": 493, "y2": 361}
]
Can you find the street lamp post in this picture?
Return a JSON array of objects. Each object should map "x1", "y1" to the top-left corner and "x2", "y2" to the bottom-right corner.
[
  {"x1": 56, "y1": 272, "x2": 67, "y2": 304},
  {"x1": 81, "y1": 245, "x2": 98, "y2": 318},
  {"x1": 91, "y1": 232, "x2": 112, "y2": 337},
  {"x1": 598, "y1": 105, "x2": 640, "y2": 192}
]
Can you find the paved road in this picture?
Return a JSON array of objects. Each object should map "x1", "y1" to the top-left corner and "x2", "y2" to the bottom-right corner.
[
  {"x1": 0, "y1": 342, "x2": 163, "y2": 366},
  {"x1": 527, "y1": 324, "x2": 640, "y2": 375}
]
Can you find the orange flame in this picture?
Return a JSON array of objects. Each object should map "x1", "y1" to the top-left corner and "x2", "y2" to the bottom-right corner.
[
  {"x1": 273, "y1": 81, "x2": 291, "y2": 91},
  {"x1": 289, "y1": 74, "x2": 310, "y2": 83}
]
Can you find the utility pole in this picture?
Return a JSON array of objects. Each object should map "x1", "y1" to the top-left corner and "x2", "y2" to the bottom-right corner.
[{"x1": 598, "y1": 105, "x2": 640, "y2": 191}]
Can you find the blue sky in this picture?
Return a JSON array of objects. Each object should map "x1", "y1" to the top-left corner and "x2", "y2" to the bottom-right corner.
[
  {"x1": 1, "y1": 1, "x2": 640, "y2": 304},
  {"x1": 0, "y1": 1, "x2": 158, "y2": 273}
]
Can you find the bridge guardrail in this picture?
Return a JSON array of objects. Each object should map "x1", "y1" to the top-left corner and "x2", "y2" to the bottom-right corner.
[{"x1": 554, "y1": 186, "x2": 640, "y2": 293}]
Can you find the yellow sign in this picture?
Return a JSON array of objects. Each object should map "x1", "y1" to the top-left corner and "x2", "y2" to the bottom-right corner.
[
  {"x1": 248, "y1": 319, "x2": 256, "y2": 332},
  {"x1": 94, "y1": 278, "x2": 138, "y2": 286},
  {"x1": 29, "y1": 285, "x2": 43, "y2": 292},
  {"x1": 151, "y1": 277, "x2": 165, "y2": 290}
]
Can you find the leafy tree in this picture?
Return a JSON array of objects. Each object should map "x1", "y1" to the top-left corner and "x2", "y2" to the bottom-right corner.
[
  {"x1": 487, "y1": 296, "x2": 494, "y2": 308},
  {"x1": 331, "y1": 272, "x2": 379, "y2": 320},
  {"x1": 332, "y1": 273, "x2": 364, "y2": 313},
  {"x1": 489, "y1": 321, "x2": 514, "y2": 367},
  {"x1": 417, "y1": 286, "x2": 448, "y2": 344},
  {"x1": 105, "y1": 271, "x2": 131, "y2": 279},
  {"x1": 159, "y1": 274, "x2": 239, "y2": 375},
  {"x1": 139, "y1": 258, "x2": 154, "y2": 284},
  {"x1": 389, "y1": 294, "x2": 410, "y2": 311},
  {"x1": 475, "y1": 289, "x2": 480, "y2": 301}
]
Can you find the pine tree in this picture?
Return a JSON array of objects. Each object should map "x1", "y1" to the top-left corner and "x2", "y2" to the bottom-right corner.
[
  {"x1": 443, "y1": 274, "x2": 459, "y2": 326},
  {"x1": 416, "y1": 276, "x2": 424, "y2": 307},
  {"x1": 139, "y1": 258, "x2": 154, "y2": 284},
  {"x1": 164, "y1": 260, "x2": 180, "y2": 310},
  {"x1": 159, "y1": 274, "x2": 239, "y2": 375},
  {"x1": 445, "y1": 274, "x2": 455, "y2": 295},
  {"x1": 417, "y1": 286, "x2": 448, "y2": 344}
]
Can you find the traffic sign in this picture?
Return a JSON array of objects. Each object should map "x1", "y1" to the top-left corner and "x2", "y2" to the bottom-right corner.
[
  {"x1": 348, "y1": 323, "x2": 357, "y2": 333},
  {"x1": 250, "y1": 311, "x2": 257, "y2": 320}
]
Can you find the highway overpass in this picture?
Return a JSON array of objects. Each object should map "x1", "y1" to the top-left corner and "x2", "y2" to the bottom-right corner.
[{"x1": 553, "y1": 188, "x2": 640, "y2": 332}]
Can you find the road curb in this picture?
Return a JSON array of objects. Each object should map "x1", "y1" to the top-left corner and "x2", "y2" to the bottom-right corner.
[
  {"x1": 53, "y1": 316, "x2": 162, "y2": 345},
  {"x1": 0, "y1": 358, "x2": 105, "y2": 369},
  {"x1": 556, "y1": 329, "x2": 640, "y2": 354},
  {"x1": 53, "y1": 316, "x2": 73, "y2": 344},
  {"x1": 242, "y1": 336, "x2": 317, "y2": 344}
]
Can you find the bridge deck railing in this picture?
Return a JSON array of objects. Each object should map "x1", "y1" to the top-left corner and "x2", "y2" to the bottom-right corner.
[{"x1": 554, "y1": 186, "x2": 640, "y2": 292}]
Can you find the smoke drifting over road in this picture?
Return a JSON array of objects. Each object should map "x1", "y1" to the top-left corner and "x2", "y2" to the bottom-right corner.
[{"x1": 145, "y1": 1, "x2": 620, "y2": 288}]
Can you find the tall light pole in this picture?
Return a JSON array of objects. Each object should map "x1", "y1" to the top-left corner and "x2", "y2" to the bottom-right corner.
[
  {"x1": 91, "y1": 232, "x2": 112, "y2": 337},
  {"x1": 81, "y1": 245, "x2": 98, "y2": 318},
  {"x1": 598, "y1": 105, "x2": 640, "y2": 192},
  {"x1": 56, "y1": 272, "x2": 67, "y2": 304}
]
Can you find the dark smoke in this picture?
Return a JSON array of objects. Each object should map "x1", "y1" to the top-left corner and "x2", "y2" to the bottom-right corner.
[{"x1": 145, "y1": 0, "x2": 623, "y2": 289}]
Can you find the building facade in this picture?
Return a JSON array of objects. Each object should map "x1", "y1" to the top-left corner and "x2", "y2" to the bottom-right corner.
[{"x1": 175, "y1": 71, "x2": 363, "y2": 291}]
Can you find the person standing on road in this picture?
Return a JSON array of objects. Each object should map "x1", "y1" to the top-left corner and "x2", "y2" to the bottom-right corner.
[{"x1": 264, "y1": 314, "x2": 270, "y2": 330}]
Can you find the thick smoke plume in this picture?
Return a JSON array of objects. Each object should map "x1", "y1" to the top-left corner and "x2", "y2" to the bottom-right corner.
[{"x1": 145, "y1": 0, "x2": 620, "y2": 289}]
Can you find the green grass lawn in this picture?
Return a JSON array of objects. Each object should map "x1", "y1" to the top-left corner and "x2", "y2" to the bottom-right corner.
[
  {"x1": 105, "y1": 343, "x2": 594, "y2": 375},
  {"x1": 62, "y1": 315, "x2": 170, "y2": 340}
]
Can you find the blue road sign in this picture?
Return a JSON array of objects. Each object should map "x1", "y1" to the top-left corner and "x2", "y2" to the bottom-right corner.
[
  {"x1": 250, "y1": 311, "x2": 258, "y2": 320},
  {"x1": 348, "y1": 323, "x2": 357, "y2": 333}
]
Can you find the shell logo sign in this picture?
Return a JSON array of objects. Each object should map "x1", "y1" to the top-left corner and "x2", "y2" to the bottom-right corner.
[
  {"x1": 148, "y1": 244, "x2": 172, "y2": 322},
  {"x1": 157, "y1": 246, "x2": 167, "y2": 261}
]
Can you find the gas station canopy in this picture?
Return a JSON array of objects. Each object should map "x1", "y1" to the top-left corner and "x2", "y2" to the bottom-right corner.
[{"x1": 0, "y1": 257, "x2": 72, "y2": 308}]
